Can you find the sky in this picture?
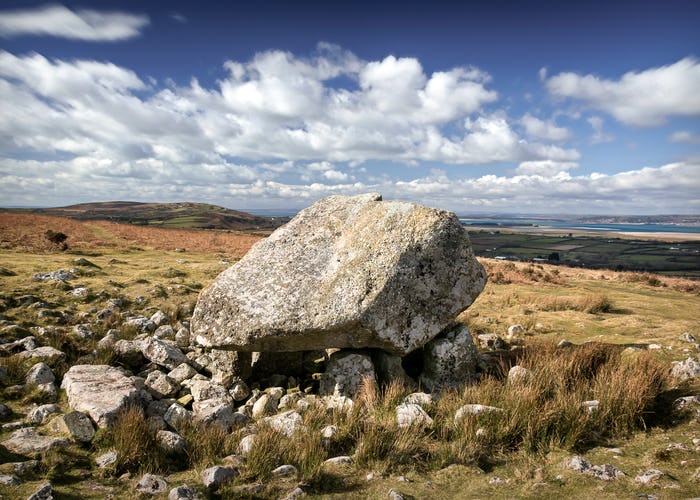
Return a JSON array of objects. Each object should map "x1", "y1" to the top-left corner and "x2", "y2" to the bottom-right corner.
[{"x1": 0, "y1": 1, "x2": 698, "y2": 215}]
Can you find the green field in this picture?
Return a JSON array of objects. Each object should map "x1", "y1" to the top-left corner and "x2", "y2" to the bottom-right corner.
[{"x1": 468, "y1": 230, "x2": 700, "y2": 277}]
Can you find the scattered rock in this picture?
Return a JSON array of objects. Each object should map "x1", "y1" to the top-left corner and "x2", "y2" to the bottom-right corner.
[
  {"x1": 396, "y1": 402, "x2": 433, "y2": 428},
  {"x1": 272, "y1": 464, "x2": 298, "y2": 478},
  {"x1": 27, "y1": 404, "x2": 60, "y2": 424},
  {"x1": 261, "y1": 410, "x2": 303, "y2": 437},
  {"x1": 279, "y1": 392, "x2": 303, "y2": 411},
  {"x1": 136, "y1": 473, "x2": 168, "y2": 495},
  {"x1": 168, "y1": 363, "x2": 197, "y2": 384},
  {"x1": 635, "y1": 469, "x2": 664, "y2": 484},
  {"x1": 124, "y1": 316, "x2": 157, "y2": 334},
  {"x1": 320, "y1": 350, "x2": 375, "y2": 398},
  {"x1": 191, "y1": 193, "x2": 486, "y2": 355},
  {"x1": 27, "y1": 482, "x2": 54, "y2": 500},
  {"x1": 8, "y1": 459, "x2": 39, "y2": 476},
  {"x1": 454, "y1": 404, "x2": 504, "y2": 426},
  {"x1": 673, "y1": 395, "x2": 700, "y2": 410},
  {"x1": 113, "y1": 339, "x2": 146, "y2": 368},
  {"x1": 61, "y1": 365, "x2": 147, "y2": 428},
  {"x1": 0, "y1": 403, "x2": 11, "y2": 417},
  {"x1": 388, "y1": 489, "x2": 405, "y2": 500},
  {"x1": 582, "y1": 400, "x2": 600, "y2": 413},
  {"x1": 324, "y1": 456, "x2": 353, "y2": 466},
  {"x1": 567, "y1": 456, "x2": 591, "y2": 472},
  {"x1": 507, "y1": 324, "x2": 525, "y2": 338},
  {"x1": 488, "y1": 476, "x2": 505, "y2": 485},
  {"x1": 1, "y1": 427, "x2": 69, "y2": 456},
  {"x1": 239, "y1": 434, "x2": 256, "y2": 457},
  {"x1": 680, "y1": 332, "x2": 697, "y2": 343},
  {"x1": 33, "y1": 270, "x2": 73, "y2": 282},
  {"x1": 95, "y1": 451, "x2": 118, "y2": 469},
  {"x1": 18, "y1": 346, "x2": 66, "y2": 364},
  {"x1": 0, "y1": 474, "x2": 20, "y2": 485},
  {"x1": 201, "y1": 465, "x2": 238, "y2": 491},
  {"x1": 189, "y1": 379, "x2": 231, "y2": 403},
  {"x1": 477, "y1": 333, "x2": 506, "y2": 350},
  {"x1": 192, "y1": 399, "x2": 239, "y2": 430},
  {"x1": 150, "y1": 310, "x2": 170, "y2": 327},
  {"x1": 671, "y1": 357, "x2": 700, "y2": 380},
  {"x1": 420, "y1": 324, "x2": 478, "y2": 391},
  {"x1": 168, "y1": 484, "x2": 198, "y2": 500},
  {"x1": 25, "y1": 362, "x2": 55, "y2": 385},
  {"x1": 154, "y1": 324, "x2": 175, "y2": 339},
  {"x1": 252, "y1": 393, "x2": 278, "y2": 418},
  {"x1": 141, "y1": 337, "x2": 188, "y2": 370},
  {"x1": 507, "y1": 365, "x2": 531, "y2": 384},
  {"x1": 666, "y1": 442, "x2": 690, "y2": 452},
  {"x1": 164, "y1": 403, "x2": 193, "y2": 431},
  {"x1": 157, "y1": 430, "x2": 187, "y2": 453},
  {"x1": 567, "y1": 455, "x2": 625, "y2": 481},
  {"x1": 52, "y1": 411, "x2": 95, "y2": 443},
  {"x1": 145, "y1": 370, "x2": 179, "y2": 399},
  {"x1": 280, "y1": 486, "x2": 306, "y2": 500},
  {"x1": 403, "y1": 392, "x2": 433, "y2": 408}
]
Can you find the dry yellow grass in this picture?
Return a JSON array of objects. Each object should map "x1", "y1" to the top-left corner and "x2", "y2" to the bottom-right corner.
[{"x1": 0, "y1": 212, "x2": 261, "y2": 256}]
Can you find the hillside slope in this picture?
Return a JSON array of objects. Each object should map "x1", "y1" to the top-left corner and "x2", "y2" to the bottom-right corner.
[{"x1": 6, "y1": 201, "x2": 288, "y2": 231}]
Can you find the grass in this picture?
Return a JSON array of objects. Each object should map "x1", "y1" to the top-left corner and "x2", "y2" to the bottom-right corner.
[
  {"x1": 1, "y1": 224, "x2": 699, "y2": 499},
  {"x1": 468, "y1": 230, "x2": 700, "y2": 276}
]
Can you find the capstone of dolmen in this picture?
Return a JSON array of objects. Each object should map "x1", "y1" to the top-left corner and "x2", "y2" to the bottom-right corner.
[{"x1": 191, "y1": 193, "x2": 486, "y2": 356}]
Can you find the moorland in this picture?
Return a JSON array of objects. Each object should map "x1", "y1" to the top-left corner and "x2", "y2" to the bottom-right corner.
[{"x1": 0, "y1": 211, "x2": 699, "y2": 499}]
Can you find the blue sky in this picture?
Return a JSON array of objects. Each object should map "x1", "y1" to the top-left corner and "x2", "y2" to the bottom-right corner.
[{"x1": 0, "y1": 1, "x2": 698, "y2": 214}]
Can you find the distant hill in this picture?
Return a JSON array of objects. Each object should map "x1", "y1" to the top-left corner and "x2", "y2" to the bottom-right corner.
[
  {"x1": 5, "y1": 201, "x2": 289, "y2": 231},
  {"x1": 575, "y1": 215, "x2": 700, "y2": 225}
]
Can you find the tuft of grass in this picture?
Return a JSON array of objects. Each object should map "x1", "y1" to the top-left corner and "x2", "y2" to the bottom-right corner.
[
  {"x1": 107, "y1": 405, "x2": 165, "y2": 474},
  {"x1": 530, "y1": 293, "x2": 614, "y2": 314},
  {"x1": 0, "y1": 353, "x2": 28, "y2": 386},
  {"x1": 179, "y1": 421, "x2": 238, "y2": 469},
  {"x1": 244, "y1": 419, "x2": 327, "y2": 483}
]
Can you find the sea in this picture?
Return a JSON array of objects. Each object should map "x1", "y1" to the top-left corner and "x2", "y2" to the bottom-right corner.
[{"x1": 459, "y1": 219, "x2": 700, "y2": 235}]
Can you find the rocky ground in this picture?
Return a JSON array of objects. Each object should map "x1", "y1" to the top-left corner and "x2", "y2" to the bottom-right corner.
[
  {"x1": 0, "y1": 193, "x2": 699, "y2": 499},
  {"x1": 0, "y1": 256, "x2": 698, "y2": 499}
]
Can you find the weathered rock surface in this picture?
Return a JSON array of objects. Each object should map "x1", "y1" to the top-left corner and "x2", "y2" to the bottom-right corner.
[
  {"x1": 396, "y1": 403, "x2": 433, "y2": 428},
  {"x1": 454, "y1": 404, "x2": 504, "y2": 426},
  {"x1": 1, "y1": 428, "x2": 69, "y2": 456},
  {"x1": 420, "y1": 324, "x2": 478, "y2": 391},
  {"x1": 201, "y1": 465, "x2": 238, "y2": 491},
  {"x1": 61, "y1": 365, "x2": 147, "y2": 427},
  {"x1": 319, "y1": 351, "x2": 375, "y2": 397},
  {"x1": 141, "y1": 337, "x2": 188, "y2": 370},
  {"x1": 191, "y1": 193, "x2": 486, "y2": 355},
  {"x1": 25, "y1": 362, "x2": 55, "y2": 385},
  {"x1": 27, "y1": 482, "x2": 54, "y2": 500},
  {"x1": 27, "y1": 404, "x2": 60, "y2": 424},
  {"x1": 671, "y1": 356, "x2": 700, "y2": 380},
  {"x1": 136, "y1": 473, "x2": 168, "y2": 495},
  {"x1": 49, "y1": 411, "x2": 95, "y2": 443}
]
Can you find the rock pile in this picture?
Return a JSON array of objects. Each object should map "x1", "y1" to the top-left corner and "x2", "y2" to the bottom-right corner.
[{"x1": 192, "y1": 193, "x2": 487, "y2": 390}]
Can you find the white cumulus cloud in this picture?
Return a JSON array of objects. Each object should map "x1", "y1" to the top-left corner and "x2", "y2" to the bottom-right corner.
[
  {"x1": 515, "y1": 160, "x2": 578, "y2": 176},
  {"x1": 0, "y1": 4, "x2": 149, "y2": 41},
  {"x1": 670, "y1": 130, "x2": 700, "y2": 144},
  {"x1": 546, "y1": 57, "x2": 700, "y2": 126},
  {"x1": 520, "y1": 114, "x2": 571, "y2": 142}
]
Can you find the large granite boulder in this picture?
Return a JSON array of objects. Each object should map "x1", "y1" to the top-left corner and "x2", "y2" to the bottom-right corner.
[
  {"x1": 61, "y1": 365, "x2": 147, "y2": 428},
  {"x1": 191, "y1": 193, "x2": 486, "y2": 356}
]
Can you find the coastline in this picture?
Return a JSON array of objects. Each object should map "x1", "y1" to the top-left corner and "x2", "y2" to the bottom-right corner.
[{"x1": 466, "y1": 225, "x2": 700, "y2": 242}]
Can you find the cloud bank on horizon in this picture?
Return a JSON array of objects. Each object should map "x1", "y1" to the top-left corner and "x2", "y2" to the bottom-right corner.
[{"x1": 0, "y1": 3, "x2": 698, "y2": 214}]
